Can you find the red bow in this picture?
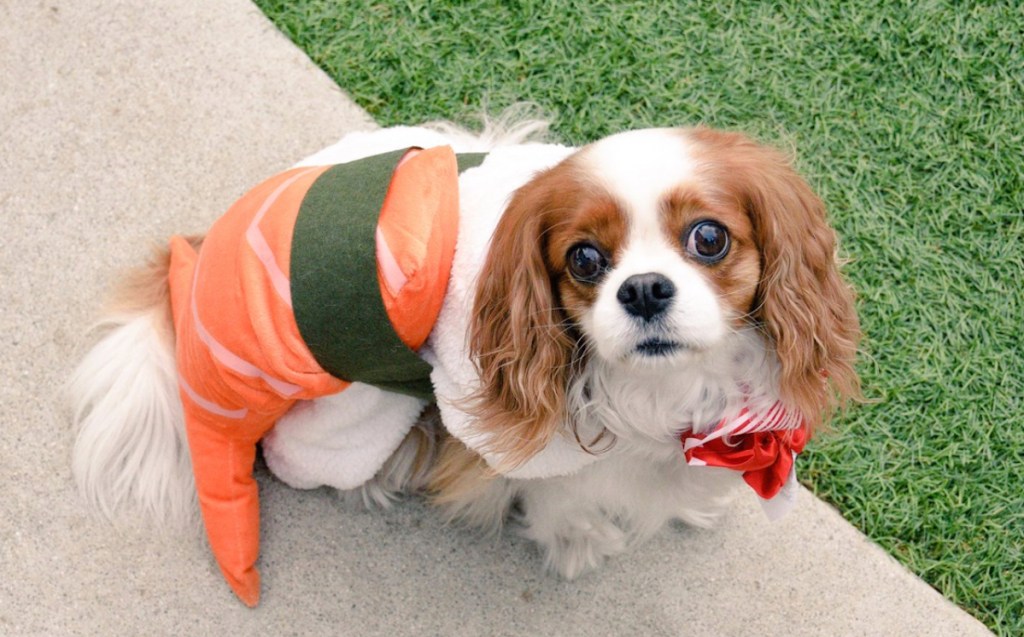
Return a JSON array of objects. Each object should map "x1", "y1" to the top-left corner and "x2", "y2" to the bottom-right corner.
[{"x1": 684, "y1": 427, "x2": 807, "y2": 499}]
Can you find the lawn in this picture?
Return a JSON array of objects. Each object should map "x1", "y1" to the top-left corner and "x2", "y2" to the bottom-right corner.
[{"x1": 254, "y1": 1, "x2": 1023, "y2": 633}]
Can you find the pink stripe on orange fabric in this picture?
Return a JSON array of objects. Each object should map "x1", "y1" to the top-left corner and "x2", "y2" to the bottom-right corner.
[
  {"x1": 190, "y1": 254, "x2": 303, "y2": 398},
  {"x1": 179, "y1": 378, "x2": 248, "y2": 420},
  {"x1": 375, "y1": 146, "x2": 460, "y2": 352},
  {"x1": 376, "y1": 227, "x2": 409, "y2": 297},
  {"x1": 245, "y1": 167, "x2": 322, "y2": 308}
]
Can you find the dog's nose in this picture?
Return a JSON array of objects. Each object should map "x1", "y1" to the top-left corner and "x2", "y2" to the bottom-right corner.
[{"x1": 617, "y1": 273, "x2": 675, "y2": 321}]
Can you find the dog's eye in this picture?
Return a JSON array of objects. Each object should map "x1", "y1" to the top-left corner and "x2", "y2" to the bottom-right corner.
[
  {"x1": 567, "y1": 243, "x2": 609, "y2": 284},
  {"x1": 685, "y1": 221, "x2": 730, "y2": 264}
]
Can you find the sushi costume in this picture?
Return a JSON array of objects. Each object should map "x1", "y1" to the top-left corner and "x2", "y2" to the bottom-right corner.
[{"x1": 167, "y1": 146, "x2": 483, "y2": 606}]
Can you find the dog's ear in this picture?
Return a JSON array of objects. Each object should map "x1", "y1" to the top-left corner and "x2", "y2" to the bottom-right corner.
[
  {"x1": 747, "y1": 145, "x2": 861, "y2": 431},
  {"x1": 468, "y1": 167, "x2": 577, "y2": 469},
  {"x1": 696, "y1": 130, "x2": 861, "y2": 430}
]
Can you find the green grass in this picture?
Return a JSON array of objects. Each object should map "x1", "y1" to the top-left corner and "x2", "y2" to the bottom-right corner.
[{"x1": 254, "y1": 1, "x2": 1023, "y2": 633}]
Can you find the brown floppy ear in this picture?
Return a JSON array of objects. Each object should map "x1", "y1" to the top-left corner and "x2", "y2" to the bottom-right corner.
[
  {"x1": 696, "y1": 130, "x2": 861, "y2": 431},
  {"x1": 748, "y1": 144, "x2": 861, "y2": 431},
  {"x1": 468, "y1": 166, "x2": 579, "y2": 468}
]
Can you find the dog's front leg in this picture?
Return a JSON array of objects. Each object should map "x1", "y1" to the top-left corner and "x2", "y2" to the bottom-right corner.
[{"x1": 516, "y1": 472, "x2": 629, "y2": 580}]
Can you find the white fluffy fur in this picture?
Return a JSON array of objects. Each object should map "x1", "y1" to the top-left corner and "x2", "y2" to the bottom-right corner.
[
  {"x1": 68, "y1": 116, "x2": 785, "y2": 582},
  {"x1": 68, "y1": 310, "x2": 194, "y2": 526}
]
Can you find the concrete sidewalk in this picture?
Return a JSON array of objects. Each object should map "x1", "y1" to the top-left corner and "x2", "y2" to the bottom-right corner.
[{"x1": 0, "y1": 1, "x2": 992, "y2": 635}]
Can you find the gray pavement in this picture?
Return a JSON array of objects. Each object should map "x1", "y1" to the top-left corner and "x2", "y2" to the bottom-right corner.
[{"x1": 0, "y1": 1, "x2": 993, "y2": 635}]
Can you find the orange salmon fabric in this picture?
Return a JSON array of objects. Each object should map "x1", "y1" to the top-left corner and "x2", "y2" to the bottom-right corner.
[
  {"x1": 166, "y1": 147, "x2": 459, "y2": 606},
  {"x1": 377, "y1": 150, "x2": 460, "y2": 350}
]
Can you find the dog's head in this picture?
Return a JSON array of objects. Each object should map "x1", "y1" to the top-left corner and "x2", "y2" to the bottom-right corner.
[{"x1": 470, "y1": 128, "x2": 860, "y2": 465}]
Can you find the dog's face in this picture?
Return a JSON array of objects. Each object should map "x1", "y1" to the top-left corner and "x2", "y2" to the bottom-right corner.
[
  {"x1": 546, "y1": 129, "x2": 762, "y2": 369},
  {"x1": 470, "y1": 128, "x2": 860, "y2": 466}
]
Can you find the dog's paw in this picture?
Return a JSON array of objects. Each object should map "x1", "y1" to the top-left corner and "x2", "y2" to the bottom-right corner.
[
  {"x1": 672, "y1": 502, "x2": 729, "y2": 529},
  {"x1": 522, "y1": 510, "x2": 628, "y2": 580}
]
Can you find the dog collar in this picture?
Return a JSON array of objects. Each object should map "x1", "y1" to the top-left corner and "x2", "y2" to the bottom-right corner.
[{"x1": 681, "y1": 399, "x2": 807, "y2": 520}]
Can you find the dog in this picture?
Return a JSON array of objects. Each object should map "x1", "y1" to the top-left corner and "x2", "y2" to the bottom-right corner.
[{"x1": 69, "y1": 115, "x2": 860, "y2": 604}]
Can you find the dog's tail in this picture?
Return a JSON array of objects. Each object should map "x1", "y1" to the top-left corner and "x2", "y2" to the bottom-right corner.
[{"x1": 67, "y1": 239, "x2": 201, "y2": 527}]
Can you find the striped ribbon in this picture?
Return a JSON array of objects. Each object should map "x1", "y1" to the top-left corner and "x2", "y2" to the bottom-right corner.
[{"x1": 681, "y1": 398, "x2": 808, "y2": 520}]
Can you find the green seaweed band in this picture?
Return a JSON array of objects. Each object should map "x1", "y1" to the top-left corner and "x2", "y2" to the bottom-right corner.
[{"x1": 290, "y1": 149, "x2": 486, "y2": 400}]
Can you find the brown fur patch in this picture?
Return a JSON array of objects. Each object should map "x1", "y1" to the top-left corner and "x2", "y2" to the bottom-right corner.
[
  {"x1": 428, "y1": 434, "x2": 499, "y2": 507},
  {"x1": 659, "y1": 187, "x2": 761, "y2": 325},
  {"x1": 103, "y1": 235, "x2": 204, "y2": 341},
  {"x1": 685, "y1": 128, "x2": 862, "y2": 430},
  {"x1": 466, "y1": 158, "x2": 591, "y2": 469}
]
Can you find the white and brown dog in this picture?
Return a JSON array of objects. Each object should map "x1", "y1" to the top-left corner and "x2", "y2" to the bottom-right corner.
[{"x1": 69, "y1": 116, "x2": 860, "y2": 599}]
